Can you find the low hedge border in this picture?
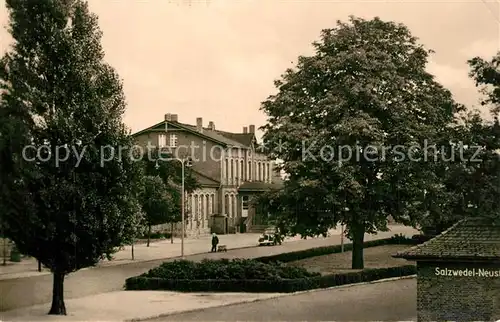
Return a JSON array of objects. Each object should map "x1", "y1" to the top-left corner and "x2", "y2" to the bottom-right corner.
[
  {"x1": 255, "y1": 234, "x2": 420, "y2": 264},
  {"x1": 125, "y1": 264, "x2": 416, "y2": 293}
]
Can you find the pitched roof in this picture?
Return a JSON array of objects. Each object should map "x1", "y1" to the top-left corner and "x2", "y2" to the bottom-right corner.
[
  {"x1": 191, "y1": 169, "x2": 219, "y2": 187},
  {"x1": 238, "y1": 181, "x2": 284, "y2": 192},
  {"x1": 176, "y1": 122, "x2": 246, "y2": 148},
  {"x1": 131, "y1": 120, "x2": 247, "y2": 148},
  {"x1": 216, "y1": 131, "x2": 255, "y2": 146},
  {"x1": 393, "y1": 217, "x2": 500, "y2": 261}
]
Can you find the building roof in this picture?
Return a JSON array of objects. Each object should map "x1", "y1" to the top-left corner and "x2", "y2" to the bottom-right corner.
[
  {"x1": 176, "y1": 122, "x2": 247, "y2": 148},
  {"x1": 215, "y1": 131, "x2": 256, "y2": 146},
  {"x1": 191, "y1": 169, "x2": 220, "y2": 187},
  {"x1": 132, "y1": 120, "x2": 247, "y2": 148},
  {"x1": 238, "y1": 181, "x2": 283, "y2": 192},
  {"x1": 393, "y1": 217, "x2": 500, "y2": 261}
]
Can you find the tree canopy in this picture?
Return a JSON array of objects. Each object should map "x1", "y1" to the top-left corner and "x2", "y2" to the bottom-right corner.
[
  {"x1": 260, "y1": 16, "x2": 463, "y2": 269},
  {"x1": 0, "y1": 0, "x2": 143, "y2": 315}
]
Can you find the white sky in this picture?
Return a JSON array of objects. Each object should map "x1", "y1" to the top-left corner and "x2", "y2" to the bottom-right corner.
[{"x1": 1, "y1": 0, "x2": 499, "y2": 138}]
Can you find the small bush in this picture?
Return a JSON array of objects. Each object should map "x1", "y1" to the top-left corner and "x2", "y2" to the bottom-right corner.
[
  {"x1": 125, "y1": 264, "x2": 416, "y2": 292},
  {"x1": 256, "y1": 235, "x2": 418, "y2": 264},
  {"x1": 9, "y1": 245, "x2": 21, "y2": 262},
  {"x1": 141, "y1": 258, "x2": 320, "y2": 281}
]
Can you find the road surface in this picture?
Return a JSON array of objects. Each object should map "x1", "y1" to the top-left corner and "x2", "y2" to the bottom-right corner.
[
  {"x1": 0, "y1": 227, "x2": 417, "y2": 311},
  {"x1": 150, "y1": 278, "x2": 417, "y2": 321}
]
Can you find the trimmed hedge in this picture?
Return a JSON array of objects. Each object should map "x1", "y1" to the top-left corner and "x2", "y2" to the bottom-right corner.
[
  {"x1": 125, "y1": 264, "x2": 416, "y2": 293},
  {"x1": 255, "y1": 234, "x2": 419, "y2": 264},
  {"x1": 142, "y1": 258, "x2": 320, "y2": 280}
]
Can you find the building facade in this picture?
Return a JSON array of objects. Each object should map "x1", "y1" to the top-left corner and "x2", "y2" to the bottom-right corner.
[{"x1": 132, "y1": 113, "x2": 282, "y2": 237}]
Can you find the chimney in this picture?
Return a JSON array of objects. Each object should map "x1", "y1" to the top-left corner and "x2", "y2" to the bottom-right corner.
[
  {"x1": 249, "y1": 125, "x2": 255, "y2": 133},
  {"x1": 165, "y1": 113, "x2": 172, "y2": 121},
  {"x1": 171, "y1": 114, "x2": 178, "y2": 122},
  {"x1": 208, "y1": 121, "x2": 215, "y2": 130},
  {"x1": 196, "y1": 117, "x2": 203, "y2": 132},
  {"x1": 243, "y1": 127, "x2": 248, "y2": 133}
]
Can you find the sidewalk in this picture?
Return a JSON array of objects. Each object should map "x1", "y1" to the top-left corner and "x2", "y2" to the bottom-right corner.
[
  {"x1": 0, "y1": 277, "x2": 418, "y2": 321},
  {"x1": 0, "y1": 291, "x2": 285, "y2": 322},
  {"x1": 0, "y1": 291, "x2": 284, "y2": 321}
]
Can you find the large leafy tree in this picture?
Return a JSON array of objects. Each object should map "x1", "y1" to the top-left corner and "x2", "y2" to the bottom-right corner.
[
  {"x1": 0, "y1": 0, "x2": 143, "y2": 315},
  {"x1": 140, "y1": 175, "x2": 172, "y2": 246},
  {"x1": 260, "y1": 16, "x2": 462, "y2": 269}
]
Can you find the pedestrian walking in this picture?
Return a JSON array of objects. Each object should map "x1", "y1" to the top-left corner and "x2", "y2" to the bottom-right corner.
[{"x1": 211, "y1": 233, "x2": 219, "y2": 252}]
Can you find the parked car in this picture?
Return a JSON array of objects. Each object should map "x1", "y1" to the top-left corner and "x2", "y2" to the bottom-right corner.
[{"x1": 258, "y1": 228, "x2": 282, "y2": 246}]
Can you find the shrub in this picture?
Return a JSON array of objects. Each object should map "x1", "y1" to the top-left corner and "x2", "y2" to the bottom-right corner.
[
  {"x1": 140, "y1": 258, "x2": 320, "y2": 281},
  {"x1": 125, "y1": 264, "x2": 416, "y2": 292},
  {"x1": 255, "y1": 235, "x2": 418, "y2": 264}
]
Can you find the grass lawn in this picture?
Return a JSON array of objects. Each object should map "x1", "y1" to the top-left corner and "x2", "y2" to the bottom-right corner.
[{"x1": 288, "y1": 245, "x2": 415, "y2": 275}]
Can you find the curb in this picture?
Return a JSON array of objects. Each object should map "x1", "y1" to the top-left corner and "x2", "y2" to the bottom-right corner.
[{"x1": 127, "y1": 274, "x2": 417, "y2": 321}]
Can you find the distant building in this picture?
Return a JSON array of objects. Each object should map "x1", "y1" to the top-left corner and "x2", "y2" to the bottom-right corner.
[{"x1": 132, "y1": 113, "x2": 283, "y2": 236}]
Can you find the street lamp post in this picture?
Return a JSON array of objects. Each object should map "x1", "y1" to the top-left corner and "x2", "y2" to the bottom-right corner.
[{"x1": 180, "y1": 158, "x2": 185, "y2": 257}]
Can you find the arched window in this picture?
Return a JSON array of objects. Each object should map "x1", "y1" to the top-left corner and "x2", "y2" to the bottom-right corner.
[
  {"x1": 240, "y1": 160, "x2": 244, "y2": 182},
  {"x1": 233, "y1": 195, "x2": 237, "y2": 219},
  {"x1": 193, "y1": 195, "x2": 198, "y2": 229},
  {"x1": 200, "y1": 195, "x2": 205, "y2": 228},
  {"x1": 235, "y1": 160, "x2": 239, "y2": 183},
  {"x1": 225, "y1": 159, "x2": 228, "y2": 183},
  {"x1": 224, "y1": 194, "x2": 229, "y2": 216},
  {"x1": 205, "y1": 194, "x2": 209, "y2": 227},
  {"x1": 230, "y1": 159, "x2": 234, "y2": 184}
]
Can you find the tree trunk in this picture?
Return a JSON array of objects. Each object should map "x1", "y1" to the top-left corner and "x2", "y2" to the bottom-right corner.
[
  {"x1": 170, "y1": 222, "x2": 174, "y2": 244},
  {"x1": 131, "y1": 240, "x2": 135, "y2": 260},
  {"x1": 38, "y1": 260, "x2": 41, "y2": 272},
  {"x1": 351, "y1": 223, "x2": 365, "y2": 269},
  {"x1": 147, "y1": 225, "x2": 151, "y2": 247},
  {"x1": 48, "y1": 271, "x2": 66, "y2": 315}
]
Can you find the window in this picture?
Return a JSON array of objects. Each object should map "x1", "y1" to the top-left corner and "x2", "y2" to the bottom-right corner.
[
  {"x1": 242, "y1": 196, "x2": 249, "y2": 210},
  {"x1": 235, "y1": 160, "x2": 239, "y2": 183},
  {"x1": 257, "y1": 162, "x2": 261, "y2": 181},
  {"x1": 194, "y1": 195, "x2": 199, "y2": 220},
  {"x1": 233, "y1": 195, "x2": 237, "y2": 218},
  {"x1": 247, "y1": 161, "x2": 251, "y2": 180},
  {"x1": 230, "y1": 159, "x2": 234, "y2": 183},
  {"x1": 225, "y1": 159, "x2": 228, "y2": 182},
  {"x1": 158, "y1": 134, "x2": 167, "y2": 147},
  {"x1": 240, "y1": 160, "x2": 243, "y2": 181},
  {"x1": 200, "y1": 196, "x2": 205, "y2": 227},
  {"x1": 169, "y1": 134, "x2": 178, "y2": 147},
  {"x1": 211, "y1": 194, "x2": 215, "y2": 214},
  {"x1": 224, "y1": 194, "x2": 229, "y2": 216}
]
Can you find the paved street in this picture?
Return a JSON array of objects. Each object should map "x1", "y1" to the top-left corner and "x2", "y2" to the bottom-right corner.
[
  {"x1": 0, "y1": 226, "x2": 417, "y2": 311},
  {"x1": 151, "y1": 278, "x2": 417, "y2": 321}
]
